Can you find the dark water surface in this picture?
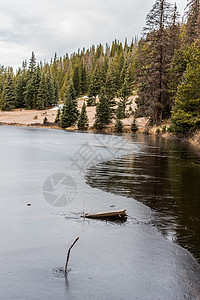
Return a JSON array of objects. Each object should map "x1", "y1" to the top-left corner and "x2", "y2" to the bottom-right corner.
[
  {"x1": 86, "y1": 134, "x2": 200, "y2": 263},
  {"x1": 0, "y1": 127, "x2": 200, "y2": 300}
]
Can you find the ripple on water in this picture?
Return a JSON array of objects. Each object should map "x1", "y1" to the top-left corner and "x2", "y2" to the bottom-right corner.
[
  {"x1": 85, "y1": 143, "x2": 200, "y2": 263},
  {"x1": 52, "y1": 267, "x2": 71, "y2": 278}
]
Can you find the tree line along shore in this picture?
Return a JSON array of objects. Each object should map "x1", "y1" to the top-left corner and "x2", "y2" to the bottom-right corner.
[{"x1": 0, "y1": 0, "x2": 199, "y2": 140}]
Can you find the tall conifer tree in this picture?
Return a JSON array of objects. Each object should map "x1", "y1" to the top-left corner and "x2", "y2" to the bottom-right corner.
[
  {"x1": 15, "y1": 72, "x2": 27, "y2": 108},
  {"x1": 171, "y1": 41, "x2": 200, "y2": 136},
  {"x1": 136, "y1": 0, "x2": 174, "y2": 124},
  {"x1": 94, "y1": 87, "x2": 111, "y2": 130},
  {"x1": 60, "y1": 91, "x2": 79, "y2": 128},
  {"x1": 186, "y1": 0, "x2": 200, "y2": 42},
  {"x1": 2, "y1": 74, "x2": 16, "y2": 111},
  {"x1": 78, "y1": 102, "x2": 89, "y2": 130}
]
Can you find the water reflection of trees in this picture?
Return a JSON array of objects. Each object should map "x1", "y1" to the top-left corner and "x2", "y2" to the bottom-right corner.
[{"x1": 86, "y1": 135, "x2": 200, "y2": 262}]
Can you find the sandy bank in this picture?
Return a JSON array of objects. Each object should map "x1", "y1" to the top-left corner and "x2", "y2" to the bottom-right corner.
[
  {"x1": 0, "y1": 96, "x2": 199, "y2": 149},
  {"x1": 0, "y1": 96, "x2": 148, "y2": 131}
]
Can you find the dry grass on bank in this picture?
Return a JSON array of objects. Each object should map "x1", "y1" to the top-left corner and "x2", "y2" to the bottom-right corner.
[
  {"x1": 0, "y1": 95, "x2": 148, "y2": 131},
  {"x1": 0, "y1": 97, "x2": 199, "y2": 149}
]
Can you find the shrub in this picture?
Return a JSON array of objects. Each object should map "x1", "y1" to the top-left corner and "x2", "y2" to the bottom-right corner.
[{"x1": 43, "y1": 116, "x2": 48, "y2": 124}]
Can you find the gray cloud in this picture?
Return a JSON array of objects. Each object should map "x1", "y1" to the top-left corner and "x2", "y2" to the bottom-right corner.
[{"x1": 0, "y1": 0, "x2": 187, "y2": 70}]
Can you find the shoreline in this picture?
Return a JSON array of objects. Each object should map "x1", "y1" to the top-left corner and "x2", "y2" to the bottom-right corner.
[
  {"x1": 0, "y1": 99, "x2": 199, "y2": 150},
  {"x1": 1, "y1": 119, "x2": 200, "y2": 151}
]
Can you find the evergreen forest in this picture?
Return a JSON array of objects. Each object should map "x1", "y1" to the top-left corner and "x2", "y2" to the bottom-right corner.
[{"x1": 0, "y1": 0, "x2": 199, "y2": 137}]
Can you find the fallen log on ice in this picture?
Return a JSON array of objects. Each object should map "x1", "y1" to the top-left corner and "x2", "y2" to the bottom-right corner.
[{"x1": 83, "y1": 209, "x2": 127, "y2": 220}]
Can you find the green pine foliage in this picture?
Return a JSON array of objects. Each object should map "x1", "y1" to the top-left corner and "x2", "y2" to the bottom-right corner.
[
  {"x1": 55, "y1": 108, "x2": 61, "y2": 123},
  {"x1": 78, "y1": 102, "x2": 89, "y2": 130},
  {"x1": 2, "y1": 74, "x2": 16, "y2": 111},
  {"x1": 67, "y1": 79, "x2": 76, "y2": 100},
  {"x1": 168, "y1": 49, "x2": 187, "y2": 99},
  {"x1": 0, "y1": 1, "x2": 199, "y2": 139},
  {"x1": 131, "y1": 118, "x2": 138, "y2": 133},
  {"x1": 15, "y1": 71, "x2": 27, "y2": 108},
  {"x1": 94, "y1": 87, "x2": 111, "y2": 130},
  {"x1": 116, "y1": 80, "x2": 132, "y2": 119},
  {"x1": 87, "y1": 97, "x2": 96, "y2": 106},
  {"x1": 29, "y1": 51, "x2": 36, "y2": 75},
  {"x1": 80, "y1": 64, "x2": 87, "y2": 94},
  {"x1": 0, "y1": 42, "x2": 135, "y2": 112},
  {"x1": 116, "y1": 101, "x2": 125, "y2": 119},
  {"x1": 36, "y1": 71, "x2": 56, "y2": 109},
  {"x1": 171, "y1": 42, "x2": 200, "y2": 136},
  {"x1": 36, "y1": 74, "x2": 47, "y2": 109},
  {"x1": 73, "y1": 65, "x2": 81, "y2": 97},
  {"x1": 60, "y1": 91, "x2": 79, "y2": 129},
  {"x1": 88, "y1": 63, "x2": 104, "y2": 99},
  {"x1": 114, "y1": 119, "x2": 123, "y2": 133}
]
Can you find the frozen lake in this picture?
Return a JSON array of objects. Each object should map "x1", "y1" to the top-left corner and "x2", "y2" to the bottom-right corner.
[{"x1": 0, "y1": 126, "x2": 199, "y2": 299}]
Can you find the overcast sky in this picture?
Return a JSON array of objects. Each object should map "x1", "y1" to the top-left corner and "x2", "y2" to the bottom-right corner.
[{"x1": 0, "y1": 0, "x2": 187, "y2": 70}]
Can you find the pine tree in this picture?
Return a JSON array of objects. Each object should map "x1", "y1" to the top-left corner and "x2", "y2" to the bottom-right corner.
[
  {"x1": 78, "y1": 102, "x2": 89, "y2": 130},
  {"x1": 88, "y1": 64, "x2": 103, "y2": 99},
  {"x1": 116, "y1": 80, "x2": 132, "y2": 119},
  {"x1": 168, "y1": 49, "x2": 187, "y2": 102},
  {"x1": 55, "y1": 108, "x2": 61, "y2": 123},
  {"x1": 45, "y1": 72, "x2": 55, "y2": 107},
  {"x1": 24, "y1": 78, "x2": 35, "y2": 109},
  {"x1": 116, "y1": 101, "x2": 125, "y2": 119},
  {"x1": 80, "y1": 64, "x2": 87, "y2": 94},
  {"x1": 36, "y1": 73, "x2": 47, "y2": 109},
  {"x1": 94, "y1": 87, "x2": 111, "y2": 130},
  {"x1": 36, "y1": 68, "x2": 55, "y2": 109},
  {"x1": 105, "y1": 56, "x2": 121, "y2": 102},
  {"x1": 53, "y1": 78, "x2": 59, "y2": 106},
  {"x1": 120, "y1": 59, "x2": 129, "y2": 87},
  {"x1": 67, "y1": 79, "x2": 76, "y2": 100},
  {"x1": 136, "y1": 0, "x2": 175, "y2": 125},
  {"x1": 2, "y1": 74, "x2": 16, "y2": 111},
  {"x1": 33, "y1": 65, "x2": 41, "y2": 108},
  {"x1": 105, "y1": 72, "x2": 117, "y2": 104},
  {"x1": 131, "y1": 118, "x2": 138, "y2": 132},
  {"x1": 169, "y1": 3, "x2": 180, "y2": 52},
  {"x1": 29, "y1": 51, "x2": 36, "y2": 75},
  {"x1": 94, "y1": 44, "x2": 104, "y2": 61},
  {"x1": 73, "y1": 65, "x2": 81, "y2": 97},
  {"x1": 125, "y1": 64, "x2": 135, "y2": 92},
  {"x1": 171, "y1": 42, "x2": 200, "y2": 136},
  {"x1": 60, "y1": 91, "x2": 79, "y2": 128},
  {"x1": 0, "y1": 67, "x2": 5, "y2": 107},
  {"x1": 24, "y1": 53, "x2": 39, "y2": 109},
  {"x1": 186, "y1": 0, "x2": 200, "y2": 42},
  {"x1": 114, "y1": 118, "x2": 123, "y2": 133},
  {"x1": 15, "y1": 73, "x2": 27, "y2": 108}
]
